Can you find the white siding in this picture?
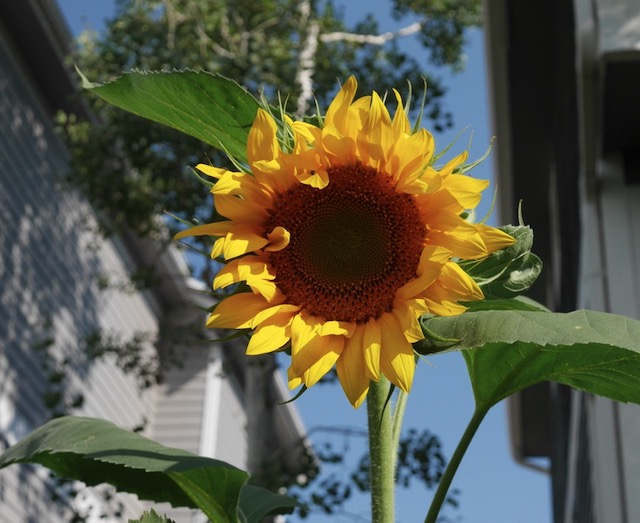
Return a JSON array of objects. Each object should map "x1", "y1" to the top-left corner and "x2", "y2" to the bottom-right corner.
[{"x1": 215, "y1": 368, "x2": 248, "y2": 470}]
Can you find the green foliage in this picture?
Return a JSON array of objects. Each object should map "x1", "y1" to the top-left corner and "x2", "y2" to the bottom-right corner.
[
  {"x1": 80, "y1": 70, "x2": 259, "y2": 163},
  {"x1": 129, "y1": 510, "x2": 175, "y2": 523},
  {"x1": 0, "y1": 417, "x2": 298, "y2": 523},
  {"x1": 419, "y1": 310, "x2": 640, "y2": 409},
  {"x1": 239, "y1": 485, "x2": 302, "y2": 522},
  {"x1": 393, "y1": 0, "x2": 482, "y2": 69},
  {"x1": 61, "y1": 0, "x2": 480, "y2": 239}
]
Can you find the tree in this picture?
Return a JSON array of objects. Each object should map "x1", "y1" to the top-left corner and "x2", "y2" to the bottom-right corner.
[
  {"x1": 60, "y1": 0, "x2": 480, "y2": 244},
  {"x1": 57, "y1": 0, "x2": 481, "y2": 519}
]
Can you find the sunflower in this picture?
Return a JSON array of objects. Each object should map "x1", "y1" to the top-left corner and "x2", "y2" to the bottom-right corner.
[{"x1": 176, "y1": 77, "x2": 514, "y2": 407}]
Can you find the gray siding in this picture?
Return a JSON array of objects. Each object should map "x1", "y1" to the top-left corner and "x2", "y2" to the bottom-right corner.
[{"x1": 0, "y1": 19, "x2": 159, "y2": 522}]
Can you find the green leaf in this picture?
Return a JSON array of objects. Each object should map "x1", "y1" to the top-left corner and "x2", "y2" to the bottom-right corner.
[
  {"x1": 459, "y1": 225, "x2": 542, "y2": 299},
  {"x1": 0, "y1": 416, "x2": 248, "y2": 523},
  {"x1": 129, "y1": 509, "x2": 175, "y2": 523},
  {"x1": 462, "y1": 296, "x2": 550, "y2": 312},
  {"x1": 418, "y1": 310, "x2": 640, "y2": 409},
  {"x1": 79, "y1": 69, "x2": 259, "y2": 162},
  {"x1": 238, "y1": 485, "x2": 302, "y2": 523}
]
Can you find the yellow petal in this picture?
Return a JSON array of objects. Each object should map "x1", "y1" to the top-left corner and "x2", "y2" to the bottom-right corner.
[
  {"x1": 322, "y1": 134, "x2": 356, "y2": 165},
  {"x1": 378, "y1": 312, "x2": 415, "y2": 392},
  {"x1": 196, "y1": 163, "x2": 228, "y2": 179},
  {"x1": 213, "y1": 256, "x2": 273, "y2": 289},
  {"x1": 363, "y1": 318, "x2": 381, "y2": 381},
  {"x1": 427, "y1": 230, "x2": 488, "y2": 260},
  {"x1": 247, "y1": 109, "x2": 279, "y2": 165},
  {"x1": 246, "y1": 312, "x2": 293, "y2": 355},
  {"x1": 391, "y1": 130, "x2": 434, "y2": 190},
  {"x1": 416, "y1": 186, "x2": 463, "y2": 217},
  {"x1": 296, "y1": 169, "x2": 330, "y2": 189},
  {"x1": 222, "y1": 224, "x2": 270, "y2": 259},
  {"x1": 437, "y1": 262, "x2": 484, "y2": 302},
  {"x1": 212, "y1": 171, "x2": 273, "y2": 207},
  {"x1": 213, "y1": 256, "x2": 279, "y2": 302},
  {"x1": 426, "y1": 213, "x2": 489, "y2": 259},
  {"x1": 392, "y1": 299, "x2": 428, "y2": 343},
  {"x1": 265, "y1": 226, "x2": 290, "y2": 252},
  {"x1": 174, "y1": 221, "x2": 232, "y2": 241},
  {"x1": 215, "y1": 194, "x2": 268, "y2": 224},
  {"x1": 396, "y1": 245, "x2": 451, "y2": 300},
  {"x1": 336, "y1": 325, "x2": 370, "y2": 408},
  {"x1": 438, "y1": 151, "x2": 469, "y2": 177},
  {"x1": 291, "y1": 331, "x2": 335, "y2": 376},
  {"x1": 319, "y1": 320, "x2": 356, "y2": 337},
  {"x1": 211, "y1": 237, "x2": 225, "y2": 258},
  {"x1": 302, "y1": 336, "x2": 344, "y2": 387},
  {"x1": 475, "y1": 223, "x2": 516, "y2": 253},
  {"x1": 424, "y1": 297, "x2": 467, "y2": 316},
  {"x1": 440, "y1": 174, "x2": 490, "y2": 210},
  {"x1": 289, "y1": 314, "x2": 350, "y2": 378},
  {"x1": 391, "y1": 89, "x2": 411, "y2": 138},
  {"x1": 291, "y1": 120, "x2": 321, "y2": 144},
  {"x1": 288, "y1": 367, "x2": 303, "y2": 389},
  {"x1": 362, "y1": 92, "x2": 392, "y2": 145},
  {"x1": 290, "y1": 314, "x2": 319, "y2": 356},
  {"x1": 250, "y1": 303, "x2": 299, "y2": 328},
  {"x1": 324, "y1": 76, "x2": 358, "y2": 134},
  {"x1": 206, "y1": 292, "x2": 270, "y2": 329}
]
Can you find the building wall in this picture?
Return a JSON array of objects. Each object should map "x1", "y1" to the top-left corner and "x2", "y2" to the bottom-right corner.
[
  {"x1": 578, "y1": 152, "x2": 640, "y2": 523},
  {"x1": 0, "y1": 1, "x2": 308, "y2": 520},
  {"x1": 151, "y1": 343, "x2": 249, "y2": 523},
  {"x1": 0, "y1": 17, "x2": 160, "y2": 522}
]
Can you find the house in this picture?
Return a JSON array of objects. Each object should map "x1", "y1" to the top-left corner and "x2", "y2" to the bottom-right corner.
[
  {"x1": 0, "y1": 0, "x2": 308, "y2": 521},
  {"x1": 484, "y1": 0, "x2": 640, "y2": 521}
]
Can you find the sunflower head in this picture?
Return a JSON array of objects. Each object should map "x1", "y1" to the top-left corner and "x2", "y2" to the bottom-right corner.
[{"x1": 176, "y1": 76, "x2": 515, "y2": 407}]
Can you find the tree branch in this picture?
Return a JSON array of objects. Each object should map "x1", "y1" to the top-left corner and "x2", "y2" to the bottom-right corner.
[{"x1": 321, "y1": 21, "x2": 423, "y2": 45}]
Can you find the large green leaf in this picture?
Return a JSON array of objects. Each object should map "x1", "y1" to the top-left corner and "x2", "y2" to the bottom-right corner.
[
  {"x1": 418, "y1": 310, "x2": 640, "y2": 409},
  {"x1": 239, "y1": 485, "x2": 302, "y2": 523},
  {"x1": 80, "y1": 70, "x2": 259, "y2": 162},
  {"x1": 0, "y1": 417, "x2": 247, "y2": 522},
  {"x1": 462, "y1": 295, "x2": 550, "y2": 312}
]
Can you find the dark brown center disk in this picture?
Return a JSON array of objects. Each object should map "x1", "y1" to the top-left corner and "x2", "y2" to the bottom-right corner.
[{"x1": 266, "y1": 164, "x2": 426, "y2": 323}]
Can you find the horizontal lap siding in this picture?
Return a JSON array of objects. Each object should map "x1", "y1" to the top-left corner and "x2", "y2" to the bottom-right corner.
[
  {"x1": 0, "y1": 22, "x2": 159, "y2": 523},
  {"x1": 151, "y1": 344, "x2": 209, "y2": 523},
  {"x1": 152, "y1": 344, "x2": 208, "y2": 455}
]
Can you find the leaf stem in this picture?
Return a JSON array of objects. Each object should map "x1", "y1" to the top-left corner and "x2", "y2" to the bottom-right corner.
[
  {"x1": 424, "y1": 405, "x2": 490, "y2": 523},
  {"x1": 367, "y1": 377, "x2": 396, "y2": 523}
]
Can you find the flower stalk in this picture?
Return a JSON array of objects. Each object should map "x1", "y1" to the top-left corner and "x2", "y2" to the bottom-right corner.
[
  {"x1": 367, "y1": 377, "x2": 396, "y2": 523},
  {"x1": 424, "y1": 405, "x2": 490, "y2": 523}
]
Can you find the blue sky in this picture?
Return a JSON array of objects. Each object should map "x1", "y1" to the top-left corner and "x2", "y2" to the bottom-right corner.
[{"x1": 57, "y1": 1, "x2": 552, "y2": 521}]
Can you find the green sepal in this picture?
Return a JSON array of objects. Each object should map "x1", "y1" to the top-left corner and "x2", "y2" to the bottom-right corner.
[{"x1": 458, "y1": 224, "x2": 542, "y2": 299}]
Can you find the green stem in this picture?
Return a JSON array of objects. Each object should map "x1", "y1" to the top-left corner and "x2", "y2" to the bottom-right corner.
[
  {"x1": 391, "y1": 389, "x2": 408, "y2": 471},
  {"x1": 367, "y1": 377, "x2": 395, "y2": 523},
  {"x1": 424, "y1": 405, "x2": 490, "y2": 523}
]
